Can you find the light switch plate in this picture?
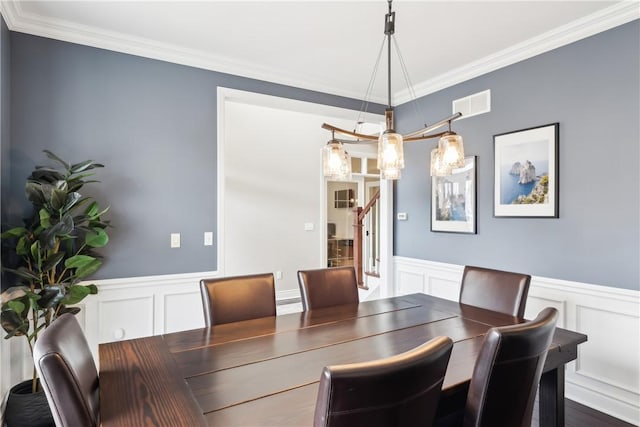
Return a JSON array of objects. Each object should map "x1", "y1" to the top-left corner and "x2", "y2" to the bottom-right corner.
[
  {"x1": 397, "y1": 212, "x2": 408, "y2": 221},
  {"x1": 204, "y1": 231, "x2": 213, "y2": 246},
  {"x1": 170, "y1": 233, "x2": 180, "y2": 248}
]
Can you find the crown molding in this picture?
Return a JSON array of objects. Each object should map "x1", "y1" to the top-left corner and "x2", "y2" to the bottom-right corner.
[
  {"x1": 1, "y1": 1, "x2": 637, "y2": 106},
  {"x1": 394, "y1": 2, "x2": 640, "y2": 105},
  {"x1": 0, "y1": 0, "x2": 369, "y2": 102}
]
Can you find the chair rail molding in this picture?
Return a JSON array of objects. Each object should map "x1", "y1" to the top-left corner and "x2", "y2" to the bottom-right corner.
[{"x1": 393, "y1": 256, "x2": 640, "y2": 425}]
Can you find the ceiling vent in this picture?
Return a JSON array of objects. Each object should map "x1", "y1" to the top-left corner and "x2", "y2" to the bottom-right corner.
[{"x1": 452, "y1": 89, "x2": 491, "y2": 120}]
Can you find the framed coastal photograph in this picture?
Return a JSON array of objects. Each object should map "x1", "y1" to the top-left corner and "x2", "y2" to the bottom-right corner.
[
  {"x1": 494, "y1": 123, "x2": 559, "y2": 217},
  {"x1": 431, "y1": 156, "x2": 477, "y2": 234}
]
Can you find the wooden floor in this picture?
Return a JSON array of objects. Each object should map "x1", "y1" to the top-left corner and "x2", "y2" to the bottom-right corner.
[{"x1": 532, "y1": 399, "x2": 636, "y2": 427}]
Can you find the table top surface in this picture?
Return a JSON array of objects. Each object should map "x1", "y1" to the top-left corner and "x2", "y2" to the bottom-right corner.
[{"x1": 99, "y1": 293, "x2": 587, "y2": 427}]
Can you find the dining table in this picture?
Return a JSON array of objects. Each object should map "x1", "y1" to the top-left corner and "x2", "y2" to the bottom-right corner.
[{"x1": 99, "y1": 292, "x2": 587, "y2": 427}]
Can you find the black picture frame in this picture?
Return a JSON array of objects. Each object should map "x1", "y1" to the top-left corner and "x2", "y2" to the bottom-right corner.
[{"x1": 493, "y1": 123, "x2": 559, "y2": 218}]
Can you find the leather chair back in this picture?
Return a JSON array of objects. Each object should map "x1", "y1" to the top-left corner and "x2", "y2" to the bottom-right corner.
[
  {"x1": 200, "y1": 273, "x2": 276, "y2": 326},
  {"x1": 464, "y1": 307, "x2": 558, "y2": 427},
  {"x1": 297, "y1": 266, "x2": 359, "y2": 311},
  {"x1": 33, "y1": 313, "x2": 99, "y2": 427},
  {"x1": 314, "y1": 336, "x2": 454, "y2": 427},
  {"x1": 459, "y1": 265, "x2": 531, "y2": 317}
]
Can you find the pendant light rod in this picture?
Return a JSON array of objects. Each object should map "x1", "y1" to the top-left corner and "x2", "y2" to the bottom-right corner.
[{"x1": 385, "y1": 0, "x2": 394, "y2": 109}]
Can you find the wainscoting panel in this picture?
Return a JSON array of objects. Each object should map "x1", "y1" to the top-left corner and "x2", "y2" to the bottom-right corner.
[
  {"x1": 98, "y1": 296, "x2": 155, "y2": 343},
  {"x1": 163, "y1": 291, "x2": 205, "y2": 334},
  {"x1": 393, "y1": 256, "x2": 640, "y2": 425}
]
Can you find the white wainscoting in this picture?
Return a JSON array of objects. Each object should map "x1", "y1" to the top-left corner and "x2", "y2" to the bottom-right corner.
[
  {"x1": 394, "y1": 256, "x2": 640, "y2": 425},
  {"x1": 2, "y1": 263, "x2": 637, "y2": 425}
]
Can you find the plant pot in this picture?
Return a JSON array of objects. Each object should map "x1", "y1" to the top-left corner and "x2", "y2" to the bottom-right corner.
[{"x1": 4, "y1": 379, "x2": 55, "y2": 427}]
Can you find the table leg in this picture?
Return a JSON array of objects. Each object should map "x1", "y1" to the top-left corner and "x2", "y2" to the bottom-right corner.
[{"x1": 539, "y1": 366, "x2": 565, "y2": 427}]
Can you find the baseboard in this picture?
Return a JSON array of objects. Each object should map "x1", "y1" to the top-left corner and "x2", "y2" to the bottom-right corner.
[{"x1": 394, "y1": 256, "x2": 640, "y2": 425}]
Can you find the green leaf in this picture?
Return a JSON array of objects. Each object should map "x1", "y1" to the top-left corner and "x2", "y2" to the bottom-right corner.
[
  {"x1": 64, "y1": 254, "x2": 95, "y2": 269},
  {"x1": 74, "y1": 259, "x2": 102, "y2": 280},
  {"x1": 36, "y1": 286, "x2": 65, "y2": 309},
  {"x1": 70, "y1": 160, "x2": 104, "y2": 174},
  {"x1": 30, "y1": 241, "x2": 42, "y2": 267},
  {"x1": 16, "y1": 236, "x2": 29, "y2": 256},
  {"x1": 85, "y1": 201, "x2": 99, "y2": 218},
  {"x1": 4, "y1": 266, "x2": 40, "y2": 281},
  {"x1": 51, "y1": 187, "x2": 67, "y2": 210},
  {"x1": 29, "y1": 167, "x2": 65, "y2": 183},
  {"x1": 42, "y1": 251, "x2": 66, "y2": 273},
  {"x1": 0, "y1": 227, "x2": 27, "y2": 239},
  {"x1": 85, "y1": 228, "x2": 108, "y2": 248},
  {"x1": 63, "y1": 192, "x2": 82, "y2": 211},
  {"x1": 43, "y1": 150, "x2": 70, "y2": 170},
  {"x1": 0, "y1": 310, "x2": 29, "y2": 337},
  {"x1": 58, "y1": 214, "x2": 75, "y2": 235},
  {"x1": 39, "y1": 208, "x2": 51, "y2": 228},
  {"x1": 25, "y1": 182, "x2": 46, "y2": 206},
  {"x1": 6, "y1": 300, "x2": 26, "y2": 315},
  {"x1": 58, "y1": 305, "x2": 81, "y2": 315},
  {"x1": 61, "y1": 285, "x2": 93, "y2": 305}
]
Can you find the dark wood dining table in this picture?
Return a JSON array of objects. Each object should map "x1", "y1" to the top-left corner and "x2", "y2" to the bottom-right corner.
[{"x1": 99, "y1": 293, "x2": 587, "y2": 427}]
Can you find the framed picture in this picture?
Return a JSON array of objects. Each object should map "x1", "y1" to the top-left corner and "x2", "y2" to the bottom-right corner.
[
  {"x1": 494, "y1": 123, "x2": 559, "y2": 218},
  {"x1": 431, "y1": 156, "x2": 477, "y2": 234}
]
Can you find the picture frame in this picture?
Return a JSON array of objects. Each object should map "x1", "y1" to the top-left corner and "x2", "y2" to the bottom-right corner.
[
  {"x1": 494, "y1": 123, "x2": 559, "y2": 218},
  {"x1": 431, "y1": 156, "x2": 477, "y2": 234}
]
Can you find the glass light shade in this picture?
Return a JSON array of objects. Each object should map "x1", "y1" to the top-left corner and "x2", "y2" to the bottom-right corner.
[
  {"x1": 377, "y1": 131, "x2": 404, "y2": 180},
  {"x1": 322, "y1": 140, "x2": 351, "y2": 180},
  {"x1": 438, "y1": 132, "x2": 465, "y2": 168},
  {"x1": 430, "y1": 148, "x2": 452, "y2": 176},
  {"x1": 339, "y1": 150, "x2": 353, "y2": 181}
]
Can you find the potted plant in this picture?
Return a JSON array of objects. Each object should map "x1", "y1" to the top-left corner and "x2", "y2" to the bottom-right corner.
[{"x1": 1, "y1": 150, "x2": 110, "y2": 427}]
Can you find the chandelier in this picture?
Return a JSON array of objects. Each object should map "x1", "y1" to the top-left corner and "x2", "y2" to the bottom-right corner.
[{"x1": 322, "y1": 0, "x2": 465, "y2": 180}]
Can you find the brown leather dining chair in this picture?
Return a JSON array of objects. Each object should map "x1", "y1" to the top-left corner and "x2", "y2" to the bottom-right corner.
[
  {"x1": 463, "y1": 307, "x2": 559, "y2": 427},
  {"x1": 459, "y1": 265, "x2": 531, "y2": 317},
  {"x1": 314, "y1": 336, "x2": 454, "y2": 427},
  {"x1": 33, "y1": 313, "x2": 100, "y2": 427},
  {"x1": 200, "y1": 272, "x2": 276, "y2": 326},
  {"x1": 297, "y1": 266, "x2": 359, "y2": 311}
]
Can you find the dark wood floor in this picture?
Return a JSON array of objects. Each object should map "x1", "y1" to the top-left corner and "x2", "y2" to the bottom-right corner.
[{"x1": 532, "y1": 399, "x2": 636, "y2": 427}]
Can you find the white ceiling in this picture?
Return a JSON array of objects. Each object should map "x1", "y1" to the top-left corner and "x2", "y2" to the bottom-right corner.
[{"x1": 2, "y1": 1, "x2": 638, "y2": 104}]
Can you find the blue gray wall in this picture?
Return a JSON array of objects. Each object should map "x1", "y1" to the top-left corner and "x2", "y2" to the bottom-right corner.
[
  {"x1": 5, "y1": 32, "x2": 383, "y2": 280},
  {"x1": 394, "y1": 20, "x2": 639, "y2": 291}
]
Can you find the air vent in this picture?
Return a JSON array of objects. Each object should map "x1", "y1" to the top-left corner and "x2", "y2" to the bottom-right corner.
[{"x1": 452, "y1": 89, "x2": 491, "y2": 120}]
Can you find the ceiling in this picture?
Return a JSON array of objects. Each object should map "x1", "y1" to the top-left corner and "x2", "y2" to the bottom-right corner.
[{"x1": 2, "y1": 1, "x2": 637, "y2": 104}]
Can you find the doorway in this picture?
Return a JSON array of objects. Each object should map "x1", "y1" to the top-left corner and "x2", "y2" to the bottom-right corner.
[
  {"x1": 218, "y1": 88, "x2": 390, "y2": 299},
  {"x1": 324, "y1": 149, "x2": 385, "y2": 292}
]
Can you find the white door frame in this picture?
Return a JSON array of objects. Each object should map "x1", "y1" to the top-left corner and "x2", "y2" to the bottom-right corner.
[{"x1": 216, "y1": 87, "x2": 391, "y2": 296}]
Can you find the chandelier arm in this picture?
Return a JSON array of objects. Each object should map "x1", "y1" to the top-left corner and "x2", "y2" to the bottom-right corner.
[
  {"x1": 404, "y1": 131, "x2": 449, "y2": 142},
  {"x1": 402, "y1": 112, "x2": 463, "y2": 139},
  {"x1": 321, "y1": 123, "x2": 380, "y2": 141}
]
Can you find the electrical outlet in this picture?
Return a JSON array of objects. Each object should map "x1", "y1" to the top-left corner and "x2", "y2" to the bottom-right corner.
[
  {"x1": 276, "y1": 271, "x2": 283, "y2": 280},
  {"x1": 397, "y1": 212, "x2": 408, "y2": 221},
  {"x1": 170, "y1": 233, "x2": 180, "y2": 248}
]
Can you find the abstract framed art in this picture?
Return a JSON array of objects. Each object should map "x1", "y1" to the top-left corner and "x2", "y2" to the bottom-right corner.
[
  {"x1": 431, "y1": 156, "x2": 477, "y2": 234},
  {"x1": 494, "y1": 123, "x2": 559, "y2": 218}
]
